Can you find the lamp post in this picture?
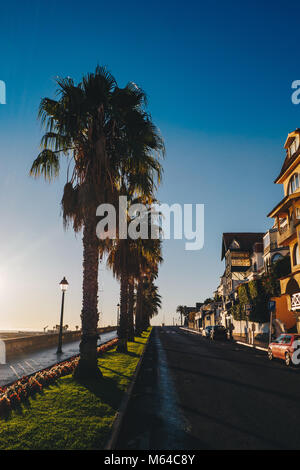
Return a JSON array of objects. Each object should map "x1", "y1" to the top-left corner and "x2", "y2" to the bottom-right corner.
[
  {"x1": 57, "y1": 277, "x2": 69, "y2": 354},
  {"x1": 117, "y1": 303, "x2": 120, "y2": 329}
]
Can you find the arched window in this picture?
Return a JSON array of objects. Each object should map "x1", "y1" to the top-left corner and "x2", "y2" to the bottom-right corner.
[
  {"x1": 271, "y1": 253, "x2": 283, "y2": 264},
  {"x1": 285, "y1": 278, "x2": 300, "y2": 295},
  {"x1": 293, "y1": 243, "x2": 300, "y2": 266},
  {"x1": 288, "y1": 173, "x2": 300, "y2": 195}
]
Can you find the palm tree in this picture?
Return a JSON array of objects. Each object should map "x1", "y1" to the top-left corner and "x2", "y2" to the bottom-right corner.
[
  {"x1": 127, "y1": 276, "x2": 136, "y2": 342},
  {"x1": 106, "y1": 237, "x2": 136, "y2": 352},
  {"x1": 107, "y1": 208, "x2": 161, "y2": 351},
  {"x1": 135, "y1": 238, "x2": 162, "y2": 336},
  {"x1": 30, "y1": 66, "x2": 164, "y2": 380},
  {"x1": 176, "y1": 305, "x2": 186, "y2": 326},
  {"x1": 140, "y1": 279, "x2": 162, "y2": 330}
]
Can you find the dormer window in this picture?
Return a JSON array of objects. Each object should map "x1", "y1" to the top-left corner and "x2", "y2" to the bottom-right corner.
[
  {"x1": 229, "y1": 239, "x2": 240, "y2": 250},
  {"x1": 290, "y1": 135, "x2": 300, "y2": 157},
  {"x1": 288, "y1": 173, "x2": 300, "y2": 195}
]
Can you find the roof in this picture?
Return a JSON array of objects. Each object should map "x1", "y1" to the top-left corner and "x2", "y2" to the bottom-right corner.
[
  {"x1": 267, "y1": 192, "x2": 300, "y2": 218},
  {"x1": 275, "y1": 129, "x2": 300, "y2": 183},
  {"x1": 221, "y1": 233, "x2": 264, "y2": 260}
]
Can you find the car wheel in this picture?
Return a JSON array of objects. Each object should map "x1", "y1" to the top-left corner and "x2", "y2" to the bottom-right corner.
[
  {"x1": 285, "y1": 352, "x2": 291, "y2": 367},
  {"x1": 268, "y1": 349, "x2": 273, "y2": 361}
]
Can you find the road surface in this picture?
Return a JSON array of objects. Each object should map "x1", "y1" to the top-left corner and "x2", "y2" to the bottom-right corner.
[
  {"x1": 0, "y1": 330, "x2": 116, "y2": 387},
  {"x1": 116, "y1": 326, "x2": 300, "y2": 450}
]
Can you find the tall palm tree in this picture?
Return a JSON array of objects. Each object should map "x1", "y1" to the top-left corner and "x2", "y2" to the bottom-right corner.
[{"x1": 30, "y1": 66, "x2": 164, "y2": 380}]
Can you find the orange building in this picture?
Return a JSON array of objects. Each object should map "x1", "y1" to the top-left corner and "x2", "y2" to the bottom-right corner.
[{"x1": 268, "y1": 129, "x2": 300, "y2": 332}]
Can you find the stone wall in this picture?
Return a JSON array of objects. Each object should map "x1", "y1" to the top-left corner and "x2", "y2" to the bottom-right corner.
[{"x1": 1, "y1": 327, "x2": 116, "y2": 364}]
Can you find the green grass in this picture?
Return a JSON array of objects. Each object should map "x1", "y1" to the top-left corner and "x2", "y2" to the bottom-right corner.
[{"x1": 0, "y1": 330, "x2": 151, "y2": 450}]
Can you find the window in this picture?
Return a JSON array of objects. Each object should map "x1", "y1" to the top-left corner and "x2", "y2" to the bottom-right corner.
[
  {"x1": 271, "y1": 253, "x2": 283, "y2": 263},
  {"x1": 263, "y1": 233, "x2": 270, "y2": 249},
  {"x1": 293, "y1": 243, "x2": 300, "y2": 266},
  {"x1": 282, "y1": 335, "x2": 292, "y2": 344},
  {"x1": 290, "y1": 136, "x2": 299, "y2": 156},
  {"x1": 274, "y1": 335, "x2": 285, "y2": 343},
  {"x1": 288, "y1": 173, "x2": 300, "y2": 195}
]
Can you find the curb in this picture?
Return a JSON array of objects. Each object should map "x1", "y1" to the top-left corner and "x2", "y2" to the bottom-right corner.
[
  {"x1": 180, "y1": 327, "x2": 268, "y2": 352},
  {"x1": 105, "y1": 328, "x2": 153, "y2": 450},
  {"x1": 236, "y1": 341, "x2": 268, "y2": 352}
]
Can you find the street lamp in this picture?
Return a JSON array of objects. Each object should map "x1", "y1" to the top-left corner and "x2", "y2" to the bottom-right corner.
[
  {"x1": 117, "y1": 303, "x2": 120, "y2": 328},
  {"x1": 57, "y1": 277, "x2": 69, "y2": 354}
]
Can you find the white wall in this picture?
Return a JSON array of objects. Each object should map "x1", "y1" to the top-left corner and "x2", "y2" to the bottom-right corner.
[
  {"x1": 231, "y1": 319, "x2": 269, "y2": 335},
  {"x1": 0, "y1": 341, "x2": 6, "y2": 364}
]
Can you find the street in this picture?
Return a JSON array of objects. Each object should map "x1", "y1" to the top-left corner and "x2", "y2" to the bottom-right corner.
[
  {"x1": 116, "y1": 326, "x2": 300, "y2": 450},
  {"x1": 0, "y1": 330, "x2": 116, "y2": 387}
]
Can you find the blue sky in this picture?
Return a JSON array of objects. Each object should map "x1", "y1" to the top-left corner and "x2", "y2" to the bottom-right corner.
[{"x1": 0, "y1": 0, "x2": 300, "y2": 329}]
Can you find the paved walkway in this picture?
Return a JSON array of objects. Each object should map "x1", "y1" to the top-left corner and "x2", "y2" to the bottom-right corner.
[
  {"x1": 0, "y1": 330, "x2": 116, "y2": 387},
  {"x1": 116, "y1": 326, "x2": 300, "y2": 450},
  {"x1": 233, "y1": 334, "x2": 268, "y2": 350}
]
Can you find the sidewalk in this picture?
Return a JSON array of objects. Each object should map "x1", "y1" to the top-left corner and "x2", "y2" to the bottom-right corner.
[
  {"x1": 233, "y1": 334, "x2": 268, "y2": 352},
  {"x1": 180, "y1": 327, "x2": 268, "y2": 352}
]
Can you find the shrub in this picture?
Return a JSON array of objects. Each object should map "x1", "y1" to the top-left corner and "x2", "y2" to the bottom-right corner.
[{"x1": 0, "y1": 338, "x2": 119, "y2": 419}]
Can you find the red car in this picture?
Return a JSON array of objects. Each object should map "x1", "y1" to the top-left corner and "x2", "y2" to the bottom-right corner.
[{"x1": 268, "y1": 334, "x2": 300, "y2": 366}]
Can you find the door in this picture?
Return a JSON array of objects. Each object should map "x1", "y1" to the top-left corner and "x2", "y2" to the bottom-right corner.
[
  {"x1": 272, "y1": 334, "x2": 285, "y2": 358},
  {"x1": 279, "y1": 335, "x2": 292, "y2": 359}
]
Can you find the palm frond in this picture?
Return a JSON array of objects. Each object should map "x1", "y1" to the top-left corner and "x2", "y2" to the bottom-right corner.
[{"x1": 30, "y1": 149, "x2": 60, "y2": 181}]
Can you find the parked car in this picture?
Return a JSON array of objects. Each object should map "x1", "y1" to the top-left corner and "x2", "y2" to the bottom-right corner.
[
  {"x1": 202, "y1": 326, "x2": 213, "y2": 338},
  {"x1": 268, "y1": 334, "x2": 300, "y2": 366},
  {"x1": 210, "y1": 325, "x2": 228, "y2": 341}
]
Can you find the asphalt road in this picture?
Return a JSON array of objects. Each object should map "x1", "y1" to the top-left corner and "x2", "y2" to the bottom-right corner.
[
  {"x1": 0, "y1": 330, "x2": 116, "y2": 387},
  {"x1": 116, "y1": 326, "x2": 300, "y2": 450}
]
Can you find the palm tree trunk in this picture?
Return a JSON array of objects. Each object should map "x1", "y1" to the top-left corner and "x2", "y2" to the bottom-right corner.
[
  {"x1": 135, "y1": 279, "x2": 143, "y2": 336},
  {"x1": 141, "y1": 309, "x2": 149, "y2": 331},
  {"x1": 127, "y1": 278, "x2": 135, "y2": 342},
  {"x1": 117, "y1": 271, "x2": 128, "y2": 352},
  {"x1": 74, "y1": 214, "x2": 102, "y2": 381}
]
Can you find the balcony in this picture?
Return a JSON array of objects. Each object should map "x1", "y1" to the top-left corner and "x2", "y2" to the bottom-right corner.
[
  {"x1": 277, "y1": 220, "x2": 296, "y2": 245},
  {"x1": 263, "y1": 241, "x2": 278, "y2": 255}
]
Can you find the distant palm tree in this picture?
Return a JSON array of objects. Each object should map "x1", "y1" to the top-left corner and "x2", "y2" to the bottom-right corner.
[
  {"x1": 135, "y1": 238, "x2": 162, "y2": 336},
  {"x1": 176, "y1": 305, "x2": 186, "y2": 326},
  {"x1": 30, "y1": 66, "x2": 164, "y2": 380},
  {"x1": 107, "y1": 215, "x2": 162, "y2": 351},
  {"x1": 106, "y1": 237, "x2": 137, "y2": 352},
  {"x1": 140, "y1": 279, "x2": 162, "y2": 330}
]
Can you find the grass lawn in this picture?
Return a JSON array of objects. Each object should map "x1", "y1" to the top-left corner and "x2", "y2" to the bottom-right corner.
[{"x1": 0, "y1": 329, "x2": 151, "y2": 450}]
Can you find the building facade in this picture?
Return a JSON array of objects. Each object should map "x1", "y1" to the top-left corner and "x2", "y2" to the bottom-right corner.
[
  {"x1": 268, "y1": 129, "x2": 300, "y2": 331},
  {"x1": 263, "y1": 226, "x2": 289, "y2": 269}
]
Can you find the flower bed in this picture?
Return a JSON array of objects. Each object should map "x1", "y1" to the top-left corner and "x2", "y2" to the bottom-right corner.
[{"x1": 0, "y1": 338, "x2": 118, "y2": 419}]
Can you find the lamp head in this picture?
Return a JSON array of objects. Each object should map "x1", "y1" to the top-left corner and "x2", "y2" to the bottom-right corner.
[{"x1": 59, "y1": 277, "x2": 69, "y2": 292}]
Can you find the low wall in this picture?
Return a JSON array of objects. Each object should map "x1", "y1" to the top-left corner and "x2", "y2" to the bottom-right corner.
[
  {"x1": 0, "y1": 327, "x2": 116, "y2": 364},
  {"x1": 231, "y1": 319, "x2": 269, "y2": 336}
]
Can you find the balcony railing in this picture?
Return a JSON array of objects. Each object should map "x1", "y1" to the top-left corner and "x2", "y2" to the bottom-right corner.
[
  {"x1": 278, "y1": 220, "x2": 296, "y2": 245},
  {"x1": 263, "y1": 241, "x2": 278, "y2": 255}
]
